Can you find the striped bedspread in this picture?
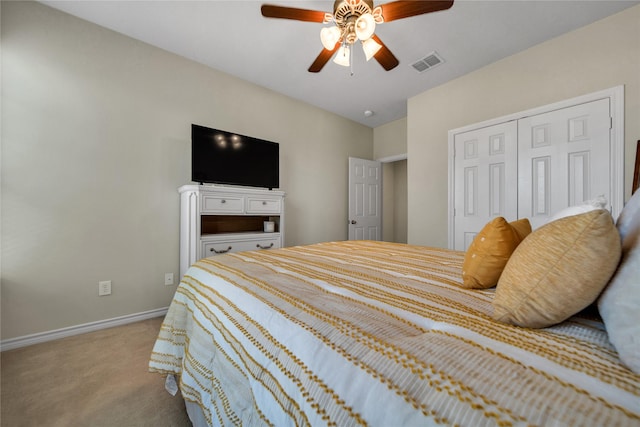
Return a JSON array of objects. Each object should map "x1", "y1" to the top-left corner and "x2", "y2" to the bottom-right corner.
[{"x1": 149, "y1": 241, "x2": 639, "y2": 426}]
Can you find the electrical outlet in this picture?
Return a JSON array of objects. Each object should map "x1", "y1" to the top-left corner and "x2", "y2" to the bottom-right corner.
[
  {"x1": 98, "y1": 280, "x2": 112, "y2": 296},
  {"x1": 164, "y1": 273, "x2": 174, "y2": 286}
]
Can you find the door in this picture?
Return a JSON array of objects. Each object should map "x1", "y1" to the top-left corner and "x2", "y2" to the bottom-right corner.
[
  {"x1": 453, "y1": 122, "x2": 518, "y2": 250},
  {"x1": 518, "y1": 98, "x2": 611, "y2": 229},
  {"x1": 349, "y1": 157, "x2": 382, "y2": 240},
  {"x1": 449, "y1": 87, "x2": 622, "y2": 250}
]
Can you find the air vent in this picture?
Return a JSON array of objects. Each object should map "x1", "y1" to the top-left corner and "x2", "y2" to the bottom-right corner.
[{"x1": 411, "y1": 51, "x2": 444, "y2": 73}]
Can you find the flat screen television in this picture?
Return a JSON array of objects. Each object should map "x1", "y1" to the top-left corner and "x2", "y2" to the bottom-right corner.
[{"x1": 192, "y1": 124, "x2": 279, "y2": 189}]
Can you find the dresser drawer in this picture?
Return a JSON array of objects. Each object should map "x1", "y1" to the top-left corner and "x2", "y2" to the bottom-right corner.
[
  {"x1": 246, "y1": 197, "x2": 281, "y2": 214},
  {"x1": 179, "y1": 185, "x2": 285, "y2": 278},
  {"x1": 201, "y1": 194, "x2": 244, "y2": 213},
  {"x1": 202, "y1": 235, "x2": 281, "y2": 257}
]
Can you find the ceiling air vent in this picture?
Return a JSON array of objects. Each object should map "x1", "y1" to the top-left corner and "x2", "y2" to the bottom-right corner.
[{"x1": 411, "y1": 51, "x2": 444, "y2": 73}]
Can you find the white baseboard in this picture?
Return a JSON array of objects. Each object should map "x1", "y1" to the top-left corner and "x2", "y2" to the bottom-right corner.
[{"x1": 0, "y1": 307, "x2": 169, "y2": 352}]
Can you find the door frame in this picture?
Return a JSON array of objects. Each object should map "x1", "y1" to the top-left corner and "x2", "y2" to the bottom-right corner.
[{"x1": 446, "y1": 85, "x2": 624, "y2": 250}]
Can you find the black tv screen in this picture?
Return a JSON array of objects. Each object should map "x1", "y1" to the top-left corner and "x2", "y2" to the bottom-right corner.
[{"x1": 192, "y1": 124, "x2": 279, "y2": 189}]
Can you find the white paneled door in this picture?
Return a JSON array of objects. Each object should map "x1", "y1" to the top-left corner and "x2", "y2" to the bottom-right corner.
[
  {"x1": 453, "y1": 122, "x2": 519, "y2": 250},
  {"x1": 451, "y1": 95, "x2": 614, "y2": 251},
  {"x1": 518, "y1": 98, "x2": 611, "y2": 229},
  {"x1": 349, "y1": 157, "x2": 382, "y2": 240}
]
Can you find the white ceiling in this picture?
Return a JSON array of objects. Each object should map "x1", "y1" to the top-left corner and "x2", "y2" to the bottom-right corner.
[{"x1": 41, "y1": 0, "x2": 637, "y2": 128}]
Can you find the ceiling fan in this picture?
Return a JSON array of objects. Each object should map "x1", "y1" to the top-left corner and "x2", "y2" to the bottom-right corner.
[{"x1": 261, "y1": 0, "x2": 454, "y2": 73}]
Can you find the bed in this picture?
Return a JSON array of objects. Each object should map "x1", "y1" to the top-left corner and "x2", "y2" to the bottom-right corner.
[{"x1": 150, "y1": 196, "x2": 640, "y2": 426}]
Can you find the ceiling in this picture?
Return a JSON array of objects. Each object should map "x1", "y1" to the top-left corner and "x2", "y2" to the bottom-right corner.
[{"x1": 41, "y1": 0, "x2": 637, "y2": 128}]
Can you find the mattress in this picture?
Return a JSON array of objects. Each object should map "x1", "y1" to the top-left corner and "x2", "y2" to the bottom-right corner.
[{"x1": 149, "y1": 240, "x2": 639, "y2": 426}]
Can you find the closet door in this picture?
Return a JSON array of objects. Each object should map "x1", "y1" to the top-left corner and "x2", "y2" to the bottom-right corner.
[
  {"x1": 453, "y1": 121, "x2": 518, "y2": 250},
  {"x1": 518, "y1": 98, "x2": 611, "y2": 229}
]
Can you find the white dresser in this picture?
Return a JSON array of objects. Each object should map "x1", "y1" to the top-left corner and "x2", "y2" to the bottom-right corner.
[{"x1": 179, "y1": 185, "x2": 285, "y2": 278}]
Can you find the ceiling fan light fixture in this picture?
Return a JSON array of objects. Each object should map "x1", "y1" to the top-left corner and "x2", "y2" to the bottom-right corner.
[
  {"x1": 320, "y1": 26, "x2": 341, "y2": 50},
  {"x1": 355, "y1": 13, "x2": 376, "y2": 40},
  {"x1": 333, "y1": 45, "x2": 351, "y2": 67},
  {"x1": 362, "y1": 37, "x2": 382, "y2": 61},
  {"x1": 261, "y1": 0, "x2": 455, "y2": 73}
]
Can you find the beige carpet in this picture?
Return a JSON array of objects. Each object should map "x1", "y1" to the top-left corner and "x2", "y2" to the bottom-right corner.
[{"x1": 1, "y1": 317, "x2": 192, "y2": 426}]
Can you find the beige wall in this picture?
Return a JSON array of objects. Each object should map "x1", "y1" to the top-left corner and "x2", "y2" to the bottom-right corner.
[
  {"x1": 0, "y1": 2, "x2": 372, "y2": 339},
  {"x1": 374, "y1": 117, "x2": 407, "y2": 160},
  {"x1": 393, "y1": 160, "x2": 408, "y2": 243},
  {"x1": 407, "y1": 5, "x2": 640, "y2": 248},
  {"x1": 382, "y1": 160, "x2": 408, "y2": 244},
  {"x1": 382, "y1": 163, "x2": 396, "y2": 242},
  {"x1": 376, "y1": 118, "x2": 408, "y2": 243}
]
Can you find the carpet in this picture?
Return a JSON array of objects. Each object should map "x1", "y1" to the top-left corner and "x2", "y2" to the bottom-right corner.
[{"x1": 1, "y1": 317, "x2": 191, "y2": 426}]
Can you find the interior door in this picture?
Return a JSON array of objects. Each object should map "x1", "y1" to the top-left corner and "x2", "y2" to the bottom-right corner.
[
  {"x1": 518, "y1": 98, "x2": 611, "y2": 229},
  {"x1": 348, "y1": 157, "x2": 382, "y2": 240},
  {"x1": 453, "y1": 122, "x2": 518, "y2": 250}
]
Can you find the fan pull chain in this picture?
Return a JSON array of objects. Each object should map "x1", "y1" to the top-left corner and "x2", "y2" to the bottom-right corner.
[{"x1": 350, "y1": 43, "x2": 354, "y2": 76}]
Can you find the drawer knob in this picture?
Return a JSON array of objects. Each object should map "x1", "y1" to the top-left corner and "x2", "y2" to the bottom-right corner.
[
  {"x1": 221, "y1": 199, "x2": 226, "y2": 204},
  {"x1": 210, "y1": 246, "x2": 232, "y2": 254},
  {"x1": 262, "y1": 201, "x2": 267, "y2": 205},
  {"x1": 256, "y1": 243, "x2": 274, "y2": 250}
]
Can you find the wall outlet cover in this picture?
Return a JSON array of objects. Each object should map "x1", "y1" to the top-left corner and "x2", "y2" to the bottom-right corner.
[
  {"x1": 99, "y1": 280, "x2": 112, "y2": 296},
  {"x1": 164, "y1": 273, "x2": 174, "y2": 286}
]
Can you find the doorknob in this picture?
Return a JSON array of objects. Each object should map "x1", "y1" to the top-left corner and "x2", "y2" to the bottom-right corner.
[{"x1": 350, "y1": 220, "x2": 357, "y2": 224}]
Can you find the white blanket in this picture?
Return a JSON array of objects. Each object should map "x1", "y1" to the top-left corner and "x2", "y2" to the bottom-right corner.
[{"x1": 150, "y1": 241, "x2": 640, "y2": 426}]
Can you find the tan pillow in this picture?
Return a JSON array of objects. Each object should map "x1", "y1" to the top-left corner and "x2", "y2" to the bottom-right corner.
[
  {"x1": 462, "y1": 217, "x2": 531, "y2": 289},
  {"x1": 493, "y1": 209, "x2": 621, "y2": 328}
]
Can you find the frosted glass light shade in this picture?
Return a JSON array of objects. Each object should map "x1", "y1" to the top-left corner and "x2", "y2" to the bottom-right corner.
[
  {"x1": 333, "y1": 45, "x2": 350, "y2": 67},
  {"x1": 320, "y1": 26, "x2": 341, "y2": 50},
  {"x1": 355, "y1": 13, "x2": 375, "y2": 40},
  {"x1": 362, "y1": 38, "x2": 382, "y2": 61}
]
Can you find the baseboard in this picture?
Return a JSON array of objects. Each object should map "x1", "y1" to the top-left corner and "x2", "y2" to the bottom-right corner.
[{"x1": 0, "y1": 307, "x2": 169, "y2": 352}]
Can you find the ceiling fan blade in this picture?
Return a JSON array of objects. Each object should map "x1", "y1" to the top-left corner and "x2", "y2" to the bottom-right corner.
[
  {"x1": 380, "y1": 0, "x2": 454, "y2": 22},
  {"x1": 308, "y1": 44, "x2": 340, "y2": 73},
  {"x1": 371, "y1": 35, "x2": 399, "y2": 71},
  {"x1": 261, "y1": 4, "x2": 327, "y2": 22}
]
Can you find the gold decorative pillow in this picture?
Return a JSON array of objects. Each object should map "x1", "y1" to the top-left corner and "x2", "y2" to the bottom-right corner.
[
  {"x1": 462, "y1": 217, "x2": 531, "y2": 289},
  {"x1": 493, "y1": 209, "x2": 621, "y2": 328}
]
